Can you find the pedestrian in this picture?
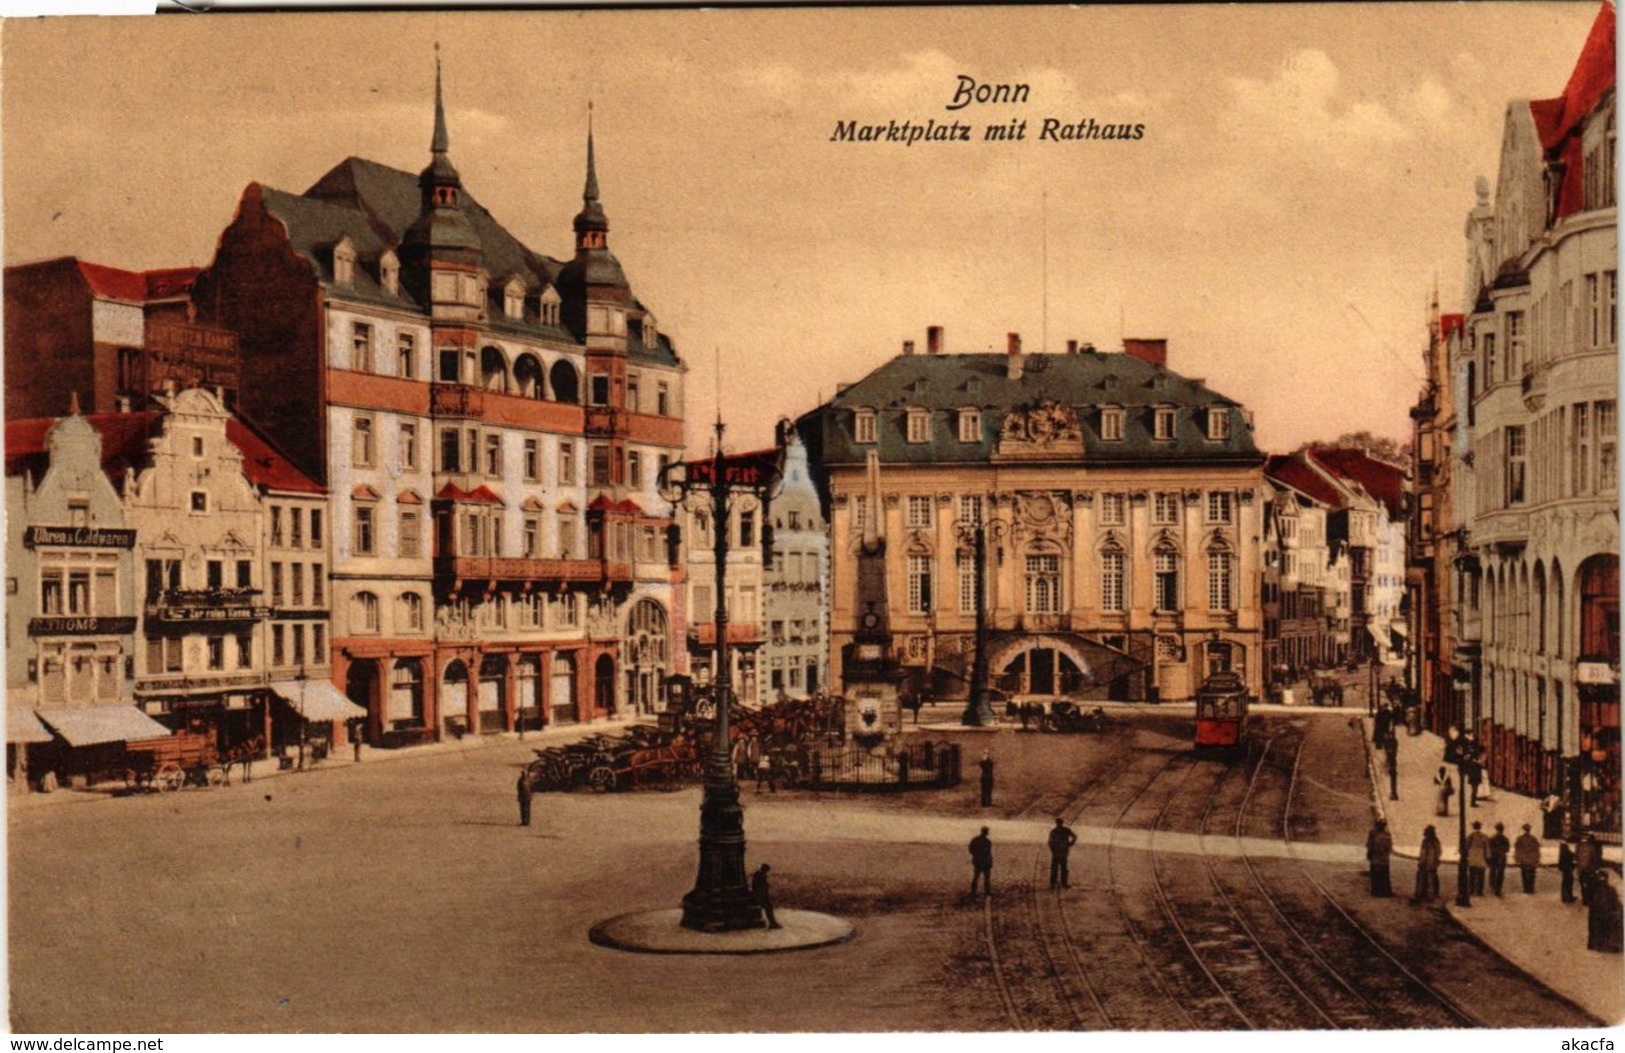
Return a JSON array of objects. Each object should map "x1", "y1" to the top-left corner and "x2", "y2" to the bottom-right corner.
[
  {"x1": 516, "y1": 769, "x2": 532, "y2": 827},
  {"x1": 1588, "y1": 869, "x2": 1622, "y2": 953},
  {"x1": 1464, "y1": 735, "x2": 1483, "y2": 807},
  {"x1": 1514, "y1": 823, "x2": 1542, "y2": 894},
  {"x1": 352, "y1": 724, "x2": 363, "y2": 763},
  {"x1": 1412, "y1": 825, "x2": 1442, "y2": 903},
  {"x1": 1488, "y1": 822, "x2": 1511, "y2": 896},
  {"x1": 755, "y1": 751, "x2": 776, "y2": 794},
  {"x1": 1048, "y1": 817, "x2": 1077, "y2": 889},
  {"x1": 1465, "y1": 821, "x2": 1488, "y2": 895},
  {"x1": 1373, "y1": 703, "x2": 1394, "y2": 746},
  {"x1": 1366, "y1": 819, "x2": 1394, "y2": 897},
  {"x1": 1578, "y1": 833, "x2": 1602, "y2": 906},
  {"x1": 969, "y1": 825, "x2": 993, "y2": 897},
  {"x1": 978, "y1": 751, "x2": 995, "y2": 808},
  {"x1": 1559, "y1": 839, "x2": 1578, "y2": 904},
  {"x1": 1383, "y1": 732, "x2": 1400, "y2": 801},
  {"x1": 751, "y1": 863, "x2": 782, "y2": 930},
  {"x1": 1433, "y1": 766, "x2": 1455, "y2": 817}
]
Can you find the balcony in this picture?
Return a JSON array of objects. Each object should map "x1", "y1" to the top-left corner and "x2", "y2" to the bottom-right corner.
[
  {"x1": 688, "y1": 622, "x2": 763, "y2": 648},
  {"x1": 430, "y1": 383, "x2": 486, "y2": 419},
  {"x1": 584, "y1": 406, "x2": 620, "y2": 436},
  {"x1": 434, "y1": 555, "x2": 603, "y2": 586},
  {"x1": 1015, "y1": 612, "x2": 1072, "y2": 633},
  {"x1": 145, "y1": 588, "x2": 268, "y2": 625}
]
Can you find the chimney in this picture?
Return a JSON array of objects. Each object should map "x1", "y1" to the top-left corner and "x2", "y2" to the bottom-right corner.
[
  {"x1": 902, "y1": 340, "x2": 916, "y2": 356},
  {"x1": 927, "y1": 325, "x2": 944, "y2": 355},
  {"x1": 1066, "y1": 339, "x2": 1078, "y2": 355},
  {"x1": 1123, "y1": 337, "x2": 1168, "y2": 368},
  {"x1": 1006, "y1": 333, "x2": 1023, "y2": 379}
]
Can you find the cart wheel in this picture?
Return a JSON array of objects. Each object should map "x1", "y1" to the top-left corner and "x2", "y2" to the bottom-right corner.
[
  {"x1": 208, "y1": 766, "x2": 227, "y2": 787},
  {"x1": 586, "y1": 765, "x2": 619, "y2": 793},
  {"x1": 158, "y1": 764, "x2": 185, "y2": 792}
]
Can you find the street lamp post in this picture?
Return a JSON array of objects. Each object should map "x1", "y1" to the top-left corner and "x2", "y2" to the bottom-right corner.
[
  {"x1": 1445, "y1": 727, "x2": 1472, "y2": 907},
  {"x1": 659, "y1": 417, "x2": 778, "y2": 932},
  {"x1": 953, "y1": 517, "x2": 1001, "y2": 727}
]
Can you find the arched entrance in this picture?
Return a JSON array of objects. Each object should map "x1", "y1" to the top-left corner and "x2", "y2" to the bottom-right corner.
[
  {"x1": 595, "y1": 654, "x2": 617, "y2": 716},
  {"x1": 623, "y1": 598, "x2": 670, "y2": 716},
  {"x1": 344, "y1": 660, "x2": 380, "y2": 745},
  {"x1": 442, "y1": 660, "x2": 469, "y2": 738},
  {"x1": 387, "y1": 658, "x2": 425, "y2": 739},
  {"x1": 984, "y1": 633, "x2": 1143, "y2": 700},
  {"x1": 516, "y1": 655, "x2": 543, "y2": 731},
  {"x1": 478, "y1": 653, "x2": 507, "y2": 733},
  {"x1": 550, "y1": 654, "x2": 578, "y2": 726}
]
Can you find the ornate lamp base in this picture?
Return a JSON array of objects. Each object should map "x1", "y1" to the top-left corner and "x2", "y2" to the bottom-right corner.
[{"x1": 680, "y1": 778, "x2": 765, "y2": 932}]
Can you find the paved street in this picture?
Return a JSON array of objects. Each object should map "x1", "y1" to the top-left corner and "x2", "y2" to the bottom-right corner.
[{"x1": 8, "y1": 710, "x2": 1602, "y2": 1032}]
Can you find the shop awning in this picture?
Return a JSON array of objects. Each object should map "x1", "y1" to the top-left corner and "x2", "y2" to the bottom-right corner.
[
  {"x1": 7, "y1": 706, "x2": 52, "y2": 744},
  {"x1": 35, "y1": 706, "x2": 173, "y2": 747},
  {"x1": 268, "y1": 680, "x2": 366, "y2": 723}
]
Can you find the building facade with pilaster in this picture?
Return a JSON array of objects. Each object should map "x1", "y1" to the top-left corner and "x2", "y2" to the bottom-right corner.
[{"x1": 800, "y1": 328, "x2": 1266, "y2": 705}]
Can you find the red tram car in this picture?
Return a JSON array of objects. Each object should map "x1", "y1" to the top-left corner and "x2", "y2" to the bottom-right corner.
[{"x1": 1193, "y1": 671, "x2": 1251, "y2": 752}]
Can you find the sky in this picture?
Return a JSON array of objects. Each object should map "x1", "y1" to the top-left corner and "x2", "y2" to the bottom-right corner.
[{"x1": 1, "y1": 4, "x2": 1608, "y2": 455}]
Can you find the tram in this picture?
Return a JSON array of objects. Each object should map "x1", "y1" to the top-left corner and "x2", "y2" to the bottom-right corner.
[{"x1": 1193, "y1": 670, "x2": 1252, "y2": 753}]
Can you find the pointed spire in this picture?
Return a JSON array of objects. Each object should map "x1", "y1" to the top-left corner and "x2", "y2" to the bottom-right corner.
[
  {"x1": 431, "y1": 44, "x2": 449, "y2": 156},
  {"x1": 584, "y1": 101, "x2": 600, "y2": 204},
  {"x1": 68, "y1": 390, "x2": 81, "y2": 416}
]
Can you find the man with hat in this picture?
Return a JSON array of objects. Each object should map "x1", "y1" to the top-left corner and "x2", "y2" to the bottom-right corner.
[
  {"x1": 1366, "y1": 818, "x2": 1394, "y2": 897},
  {"x1": 1514, "y1": 822, "x2": 1542, "y2": 894},
  {"x1": 1488, "y1": 821, "x2": 1511, "y2": 896}
]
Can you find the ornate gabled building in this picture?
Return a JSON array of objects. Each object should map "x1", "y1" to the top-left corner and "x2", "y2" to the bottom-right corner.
[
  {"x1": 1445, "y1": 2, "x2": 1618, "y2": 837},
  {"x1": 799, "y1": 329, "x2": 1266, "y2": 705},
  {"x1": 188, "y1": 64, "x2": 686, "y2": 743},
  {"x1": 5, "y1": 388, "x2": 340, "y2": 788},
  {"x1": 1263, "y1": 452, "x2": 1351, "y2": 678}
]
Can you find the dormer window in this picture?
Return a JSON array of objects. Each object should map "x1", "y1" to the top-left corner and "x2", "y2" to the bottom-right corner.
[
  {"x1": 333, "y1": 238, "x2": 356, "y2": 286},
  {"x1": 540, "y1": 287, "x2": 561, "y2": 328},
  {"x1": 504, "y1": 278, "x2": 525, "y2": 320},
  {"x1": 957, "y1": 408, "x2": 981, "y2": 443},
  {"x1": 379, "y1": 250, "x2": 399, "y2": 296},
  {"x1": 1153, "y1": 406, "x2": 1176, "y2": 441},
  {"x1": 1102, "y1": 375, "x2": 1119, "y2": 392},
  {"x1": 645, "y1": 314, "x2": 659, "y2": 348},
  {"x1": 1206, "y1": 406, "x2": 1230, "y2": 441},
  {"x1": 1101, "y1": 405, "x2": 1125, "y2": 441},
  {"x1": 906, "y1": 408, "x2": 931, "y2": 444},
  {"x1": 854, "y1": 409, "x2": 877, "y2": 444}
]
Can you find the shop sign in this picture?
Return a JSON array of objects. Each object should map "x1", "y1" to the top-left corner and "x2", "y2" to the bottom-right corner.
[
  {"x1": 28, "y1": 616, "x2": 137, "y2": 636},
  {"x1": 1576, "y1": 662, "x2": 1618, "y2": 686},
  {"x1": 24, "y1": 526, "x2": 136, "y2": 549},
  {"x1": 138, "y1": 672, "x2": 264, "y2": 693}
]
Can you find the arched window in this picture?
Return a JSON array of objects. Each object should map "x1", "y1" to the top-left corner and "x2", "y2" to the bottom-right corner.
[
  {"x1": 1100, "y1": 546, "x2": 1125, "y2": 613},
  {"x1": 1535, "y1": 562, "x2": 1548, "y2": 654},
  {"x1": 1207, "y1": 543, "x2": 1234, "y2": 611},
  {"x1": 1154, "y1": 545, "x2": 1180, "y2": 612},
  {"x1": 481, "y1": 346, "x2": 510, "y2": 393},
  {"x1": 1553, "y1": 558, "x2": 1566, "y2": 657},
  {"x1": 442, "y1": 660, "x2": 469, "y2": 734},
  {"x1": 514, "y1": 354, "x2": 545, "y2": 399},
  {"x1": 1024, "y1": 552, "x2": 1061, "y2": 614},
  {"x1": 352, "y1": 591, "x2": 380, "y2": 633},
  {"x1": 399, "y1": 592, "x2": 424, "y2": 633},
  {"x1": 549, "y1": 360, "x2": 580, "y2": 404}
]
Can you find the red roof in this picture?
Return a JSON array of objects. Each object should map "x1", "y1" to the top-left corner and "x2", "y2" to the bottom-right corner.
[
  {"x1": 1530, "y1": 2, "x2": 1616, "y2": 220},
  {"x1": 1305, "y1": 447, "x2": 1407, "y2": 521},
  {"x1": 227, "y1": 418, "x2": 323, "y2": 494},
  {"x1": 1441, "y1": 314, "x2": 1465, "y2": 341},
  {"x1": 435, "y1": 482, "x2": 503, "y2": 504},
  {"x1": 586, "y1": 494, "x2": 643, "y2": 514},
  {"x1": 73, "y1": 260, "x2": 200, "y2": 303},
  {"x1": 1266, "y1": 453, "x2": 1345, "y2": 509},
  {"x1": 5, "y1": 408, "x2": 322, "y2": 496}
]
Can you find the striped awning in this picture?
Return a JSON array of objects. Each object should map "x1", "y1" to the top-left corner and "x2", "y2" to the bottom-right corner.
[
  {"x1": 35, "y1": 706, "x2": 173, "y2": 747},
  {"x1": 7, "y1": 706, "x2": 52, "y2": 744},
  {"x1": 268, "y1": 680, "x2": 366, "y2": 723}
]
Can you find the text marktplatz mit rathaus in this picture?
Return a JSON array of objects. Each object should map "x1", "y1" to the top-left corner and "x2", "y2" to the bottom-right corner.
[{"x1": 829, "y1": 117, "x2": 1146, "y2": 145}]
